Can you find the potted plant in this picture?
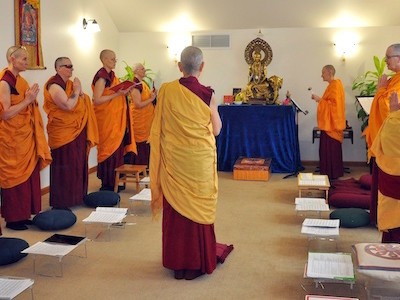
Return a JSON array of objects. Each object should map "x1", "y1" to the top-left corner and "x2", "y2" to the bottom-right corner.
[
  {"x1": 351, "y1": 56, "x2": 391, "y2": 132},
  {"x1": 119, "y1": 61, "x2": 155, "y2": 89}
]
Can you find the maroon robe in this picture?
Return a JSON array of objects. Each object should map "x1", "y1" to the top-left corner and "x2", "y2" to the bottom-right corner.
[
  {"x1": 50, "y1": 128, "x2": 88, "y2": 208},
  {"x1": 161, "y1": 77, "x2": 232, "y2": 278},
  {"x1": 46, "y1": 75, "x2": 88, "y2": 208},
  {"x1": 319, "y1": 131, "x2": 344, "y2": 179},
  {"x1": 1, "y1": 163, "x2": 41, "y2": 222}
]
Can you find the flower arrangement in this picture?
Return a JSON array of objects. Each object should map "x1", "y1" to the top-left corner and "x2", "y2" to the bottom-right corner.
[{"x1": 119, "y1": 61, "x2": 155, "y2": 89}]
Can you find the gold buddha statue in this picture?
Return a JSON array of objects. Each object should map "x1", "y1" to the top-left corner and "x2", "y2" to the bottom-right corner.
[
  {"x1": 236, "y1": 38, "x2": 283, "y2": 105},
  {"x1": 246, "y1": 50, "x2": 270, "y2": 100}
]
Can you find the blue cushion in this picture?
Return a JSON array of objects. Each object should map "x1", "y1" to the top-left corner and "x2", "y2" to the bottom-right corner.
[
  {"x1": 83, "y1": 191, "x2": 120, "y2": 208},
  {"x1": 0, "y1": 237, "x2": 29, "y2": 266},
  {"x1": 330, "y1": 208, "x2": 370, "y2": 228},
  {"x1": 33, "y1": 209, "x2": 77, "y2": 231}
]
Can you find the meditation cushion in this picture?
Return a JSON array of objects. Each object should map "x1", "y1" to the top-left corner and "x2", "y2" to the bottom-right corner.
[
  {"x1": 359, "y1": 173, "x2": 372, "y2": 190},
  {"x1": 0, "y1": 237, "x2": 29, "y2": 266},
  {"x1": 33, "y1": 209, "x2": 77, "y2": 231},
  {"x1": 328, "y1": 178, "x2": 370, "y2": 209},
  {"x1": 330, "y1": 208, "x2": 370, "y2": 228},
  {"x1": 83, "y1": 191, "x2": 120, "y2": 208}
]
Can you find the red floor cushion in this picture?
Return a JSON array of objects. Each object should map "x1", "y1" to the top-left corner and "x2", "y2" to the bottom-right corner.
[
  {"x1": 328, "y1": 178, "x2": 370, "y2": 209},
  {"x1": 359, "y1": 173, "x2": 372, "y2": 190}
]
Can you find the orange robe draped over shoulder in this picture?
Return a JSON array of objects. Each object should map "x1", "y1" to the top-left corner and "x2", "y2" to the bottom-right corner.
[
  {"x1": 317, "y1": 79, "x2": 346, "y2": 142},
  {"x1": 364, "y1": 72, "x2": 400, "y2": 160},
  {"x1": 0, "y1": 69, "x2": 51, "y2": 188},
  {"x1": 91, "y1": 68, "x2": 136, "y2": 163},
  {"x1": 130, "y1": 80, "x2": 154, "y2": 142},
  {"x1": 44, "y1": 75, "x2": 98, "y2": 152},
  {"x1": 370, "y1": 110, "x2": 400, "y2": 231}
]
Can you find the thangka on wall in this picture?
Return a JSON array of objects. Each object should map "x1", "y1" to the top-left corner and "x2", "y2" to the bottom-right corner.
[{"x1": 14, "y1": 0, "x2": 45, "y2": 69}]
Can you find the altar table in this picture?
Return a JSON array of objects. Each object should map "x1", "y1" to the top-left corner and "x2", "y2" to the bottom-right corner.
[{"x1": 217, "y1": 105, "x2": 302, "y2": 173}]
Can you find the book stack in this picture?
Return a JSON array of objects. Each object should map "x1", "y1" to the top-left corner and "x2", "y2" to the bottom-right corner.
[
  {"x1": 301, "y1": 218, "x2": 339, "y2": 238},
  {"x1": 295, "y1": 197, "x2": 329, "y2": 213}
]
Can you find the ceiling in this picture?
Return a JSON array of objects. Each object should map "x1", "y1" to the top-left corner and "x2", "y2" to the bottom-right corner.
[{"x1": 99, "y1": 0, "x2": 400, "y2": 33}]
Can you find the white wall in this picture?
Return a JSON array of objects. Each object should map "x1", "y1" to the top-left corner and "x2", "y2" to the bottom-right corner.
[
  {"x1": 118, "y1": 27, "x2": 400, "y2": 165},
  {"x1": 0, "y1": 0, "x2": 120, "y2": 188},
  {"x1": 1, "y1": 0, "x2": 399, "y2": 189}
]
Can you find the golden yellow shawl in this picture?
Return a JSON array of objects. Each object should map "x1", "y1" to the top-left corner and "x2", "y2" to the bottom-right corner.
[
  {"x1": 44, "y1": 78, "x2": 98, "y2": 152},
  {"x1": 317, "y1": 79, "x2": 346, "y2": 142},
  {"x1": 364, "y1": 72, "x2": 400, "y2": 161},
  {"x1": 371, "y1": 110, "x2": 400, "y2": 231},
  {"x1": 149, "y1": 80, "x2": 218, "y2": 224},
  {"x1": 0, "y1": 69, "x2": 51, "y2": 188}
]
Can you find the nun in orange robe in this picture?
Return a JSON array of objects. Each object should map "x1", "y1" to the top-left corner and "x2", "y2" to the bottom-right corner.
[
  {"x1": 0, "y1": 68, "x2": 51, "y2": 228},
  {"x1": 92, "y1": 67, "x2": 136, "y2": 190},
  {"x1": 126, "y1": 75, "x2": 155, "y2": 166},
  {"x1": 364, "y1": 71, "x2": 400, "y2": 225},
  {"x1": 370, "y1": 101, "x2": 400, "y2": 242},
  {"x1": 316, "y1": 78, "x2": 346, "y2": 179},
  {"x1": 44, "y1": 73, "x2": 98, "y2": 208}
]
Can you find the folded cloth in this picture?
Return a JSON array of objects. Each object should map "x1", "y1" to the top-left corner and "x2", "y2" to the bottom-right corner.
[{"x1": 216, "y1": 242, "x2": 234, "y2": 264}]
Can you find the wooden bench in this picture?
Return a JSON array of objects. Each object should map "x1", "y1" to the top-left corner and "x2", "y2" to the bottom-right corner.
[{"x1": 114, "y1": 164, "x2": 147, "y2": 193}]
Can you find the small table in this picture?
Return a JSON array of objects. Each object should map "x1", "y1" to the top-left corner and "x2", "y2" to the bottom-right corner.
[
  {"x1": 0, "y1": 276, "x2": 34, "y2": 300},
  {"x1": 114, "y1": 164, "x2": 147, "y2": 192},
  {"x1": 312, "y1": 127, "x2": 354, "y2": 144},
  {"x1": 129, "y1": 188, "x2": 151, "y2": 215},
  {"x1": 21, "y1": 234, "x2": 87, "y2": 277},
  {"x1": 298, "y1": 174, "x2": 330, "y2": 202}
]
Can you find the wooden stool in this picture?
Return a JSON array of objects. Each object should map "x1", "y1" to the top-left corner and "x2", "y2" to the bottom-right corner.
[{"x1": 114, "y1": 164, "x2": 147, "y2": 193}]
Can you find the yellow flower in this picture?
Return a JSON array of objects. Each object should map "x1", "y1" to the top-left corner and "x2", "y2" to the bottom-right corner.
[{"x1": 26, "y1": 0, "x2": 40, "y2": 9}]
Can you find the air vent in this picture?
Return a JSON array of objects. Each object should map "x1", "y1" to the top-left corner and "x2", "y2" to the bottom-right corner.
[{"x1": 192, "y1": 35, "x2": 230, "y2": 48}]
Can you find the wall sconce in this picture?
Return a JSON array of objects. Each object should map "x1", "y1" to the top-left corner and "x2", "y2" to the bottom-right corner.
[
  {"x1": 334, "y1": 31, "x2": 358, "y2": 61},
  {"x1": 167, "y1": 33, "x2": 191, "y2": 63},
  {"x1": 83, "y1": 18, "x2": 101, "y2": 33}
]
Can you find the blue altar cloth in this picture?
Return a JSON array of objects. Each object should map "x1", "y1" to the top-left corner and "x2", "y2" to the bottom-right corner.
[{"x1": 217, "y1": 105, "x2": 303, "y2": 173}]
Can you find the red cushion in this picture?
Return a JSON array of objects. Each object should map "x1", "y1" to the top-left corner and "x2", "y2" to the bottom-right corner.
[
  {"x1": 328, "y1": 178, "x2": 370, "y2": 209},
  {"x1": 329, "y1": 192, "x2": 370, "y2": 209},
  {"x1": 359, "y1": 173, "x2": 372, "y2": 190}
]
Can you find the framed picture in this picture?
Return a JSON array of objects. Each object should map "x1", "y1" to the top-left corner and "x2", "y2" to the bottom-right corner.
[
  {"x1": 14, "y1": 0, "x2": 45, "y2": 69},
  {"x1": 232, "y1": 88, "x2": 241, "y2": 96}
]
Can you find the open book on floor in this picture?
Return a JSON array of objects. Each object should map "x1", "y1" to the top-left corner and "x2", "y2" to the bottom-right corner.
[
  {"x1": 82, "y1": 207, "x2": 128, "y2": 224},
  {"x1": 306, "y1": 252, "x2": 354, "y2": 281},
  {"x1": 301, "y1": 218, "x2": 339, "y2": 236}
]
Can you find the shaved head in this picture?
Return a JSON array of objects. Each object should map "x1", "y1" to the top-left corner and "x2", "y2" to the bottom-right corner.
[{"x1": 100, "y1": 49, "x2": 115, "y2": 62}]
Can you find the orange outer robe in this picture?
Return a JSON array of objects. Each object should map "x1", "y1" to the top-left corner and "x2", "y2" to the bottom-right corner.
[
  {"x1": 370, "y1": 110, "x2": 400, "y2": 231},
  {"x1": 91, "y1": 69, "x2": 136, "y2": 163},
  {"x1": 317, "y1": 79, "x2": 346, "y2": 142},
  {"x1": 0, "y1": 69, "x2": 51, "y2": 188},
  {"x1": 364, "y1": 72, "x2": 400, "y2": 161},
  {"x1": 43, "y1": 75, "x2": 98, "y2": 152},
  {"x1": 130, "y1": 80, "x2": 154, "y2": 142}
]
